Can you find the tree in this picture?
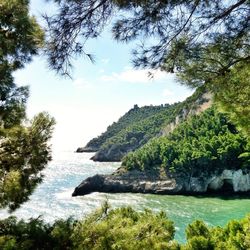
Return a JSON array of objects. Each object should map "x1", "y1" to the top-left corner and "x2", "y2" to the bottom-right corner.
[
  {"x1": 45, "y1": 0, "x2": 249, "y2": 74},
  {"x1": 213, "y1": 62, "x2": 250, "y2": 136},
  {"x1": 71, "y1": 205, "x2": 178, "y2": 250},
  {"x1": 45, "y1": 0, "x2": 250, "y2": 133},
  {"x1": 0, "y1": 0, "x2": 55, "y2": 211},
  {"x1": 183, "y1": 215, "x2": 250, "y2": 250},
  {"x1": 0, "y1": 0, "x2": 44, "y2": 69},
  {"x1": 0, "y1": 0, "x2": 44, "y2": 128},
  {"x1": 0, "y1": 113, "x2": 55, "y2": 211}
]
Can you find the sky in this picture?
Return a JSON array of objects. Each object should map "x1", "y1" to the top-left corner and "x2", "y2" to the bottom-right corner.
[{"x1": 14, "y1": 0, "x2": 193, "y2": 152}]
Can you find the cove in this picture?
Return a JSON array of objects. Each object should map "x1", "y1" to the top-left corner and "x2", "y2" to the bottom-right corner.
[{"x1": 1, "y1": 152, "x2": 249, "y2": 243}]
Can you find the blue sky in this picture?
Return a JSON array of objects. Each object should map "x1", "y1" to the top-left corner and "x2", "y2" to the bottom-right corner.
[{"x1": 14, "y1": 0, "x2": 193, "y2": 151}]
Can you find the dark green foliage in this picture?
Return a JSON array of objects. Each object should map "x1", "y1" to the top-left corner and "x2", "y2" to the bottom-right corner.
[
  {"x1": 0, "y1": 0, "x2": 44, "y2": 129},
  {"x1": 213, "y1": 62, "x2": 250, "y2": 137},
  {"x1": 46, "y1": 0, "x2": 249, "y2": 76},
  {"x1": 93, "y1": 103, "x2": 179, "y2": 160},
  {"x1": 0, "y1": 0, "x2": 44, "y2": 70},
  {"x1": 122, "y1": 107, "x2": 249, "y2": 176},
  {"x1": 85, "y1": 103, "x2": 175, "y2": 151},
  {"x1": 0, "y1": 216, "x2": 53, "y2": 250},
  {"x1": 0, "y1": 0, "x2": 44, "y2": 128},
  {"x1": 0, "y1": 205, "x2": 250, "y2": 249},
  {"x1": 183, "y1": 215, "x2": 250, "y2": 250},
  {"x1": 0, "y1": 216, "x2": 76, "y2": 250},
  {"x1": 72, "y1": 205, "x2": 178, "y2": 250},
  {"x1": 0, "y1": 113, "x2": 55, "y2": 211},
  {"x1": 0, "y1": 205, "x2": 178, "y2": 250},
  {"x1": 0, "y1": 82, "x2": 29, "y2": 129},
  {"x1": 185, "y1": 221, "x2": 210, "y2": 240},
  {"x1": 51, "y1": 218, "x2": 76, "y2": 250}
]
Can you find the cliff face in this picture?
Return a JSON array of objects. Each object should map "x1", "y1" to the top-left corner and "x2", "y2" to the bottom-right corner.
[
  {"x1": 90, "y1": 143, "x2": 135, "y2": 162},
  {"x1": 160, "y1": 92, "x2": 213, "y2": 136},
  {"x1": 72, "y1": 168, "x2": 250, "y2": 196},
  {"x1": 77, "y1": 88, "x2": 213, "y2": 162}
]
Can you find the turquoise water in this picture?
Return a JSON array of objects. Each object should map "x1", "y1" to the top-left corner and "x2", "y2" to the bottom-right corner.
[{"x1": 1, "y1": 151, "x2": 250, "y2": 243}]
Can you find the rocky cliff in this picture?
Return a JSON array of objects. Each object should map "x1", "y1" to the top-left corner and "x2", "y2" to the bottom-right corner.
[
  {"x1": 72, "y1": 168, "x2": 250, "y2": 196},
  {"x1": 160, "y1": 92, "x2": 212, "y2": 136}
]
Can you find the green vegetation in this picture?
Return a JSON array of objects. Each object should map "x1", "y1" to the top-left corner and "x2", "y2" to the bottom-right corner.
[
  {"x1": 86, "y1": 103, "x2": 178, "y2": 160},
  {"x1": 0, "y1": 113, "x2": 55, "y2": 211},
  {"x1": 183, "y1": 215, "x2": 250, "y2": 250},
  {"x1": 213, "y1": 62, "x2": 250, "y2": 137},
  {"x1": 1, "y1": 204, "x2": 250, "y2": 249},
  {"x1": 85, "y1": 103, "x2": 176, "y2": 151},
  {"x1": 0, "y1": 0, "x2": 55, "y2": 211},
  {"x1": 85, "y1": 87, "x2": 210, "y2": 161},
  {"x1": 122, "y1": 107, "x2": 249, "y2": 175}
]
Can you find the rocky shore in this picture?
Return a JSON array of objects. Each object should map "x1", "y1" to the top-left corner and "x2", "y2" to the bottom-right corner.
[
  {"x1": 72, "y1": 168, "x2": 250, "y2": 196},
  {"x1": 76, "y1": 147, "x2": 98, "y2": 153}
]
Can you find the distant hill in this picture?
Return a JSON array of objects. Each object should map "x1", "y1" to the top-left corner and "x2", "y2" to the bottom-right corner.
[{"x1": 77, "y1": 86, "x2": 212, "y2": 161}]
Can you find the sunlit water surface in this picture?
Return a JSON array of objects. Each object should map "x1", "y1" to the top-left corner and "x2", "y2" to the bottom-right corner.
[{"x1": 1, "y1": 151, "x2": 250, "y2": 243}]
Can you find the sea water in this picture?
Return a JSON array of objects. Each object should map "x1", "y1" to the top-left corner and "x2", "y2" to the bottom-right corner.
[{"x1": 1, "y1": 151, "x2": 250, "y2": 243}]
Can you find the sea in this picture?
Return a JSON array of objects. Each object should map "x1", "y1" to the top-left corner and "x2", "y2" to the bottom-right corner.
[{"x1": 1, "y1": 151, "x2": 250, "y2": 243}]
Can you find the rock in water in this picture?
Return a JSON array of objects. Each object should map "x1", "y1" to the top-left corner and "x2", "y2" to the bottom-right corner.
[
  {"x1": 76, "y1": 147, "x2": 98, "y2": 153},
  {"x1": 72, "y1": 169, "x2": 250, "y2": 196}
]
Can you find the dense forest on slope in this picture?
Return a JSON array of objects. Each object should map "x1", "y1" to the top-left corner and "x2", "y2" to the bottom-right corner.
[
  {"x1": 122, "y1": 107, "x2": 250, "y2": 176},
  {"x1": 1, "y1": 204, "x2": 250, "y2": 249},
  {"x1": 79, "y1": 87, "x2": 211, "y2": 161},
  {"x1": 79, "y1": 103, "x2": 177, "y2": 152}
]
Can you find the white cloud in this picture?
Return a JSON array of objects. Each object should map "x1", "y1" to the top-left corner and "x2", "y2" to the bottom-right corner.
[
  {"x1": 99, "y1": 69, "x2": 105, "y2": 74},
  {"x1": 162, "y1": 88, "x2": 194, "y2": 104},
  {"x1": 101, "y1": 58, "x2": 110, "y2": 64},
  {"x1": 100, "y1": 68, "x2": 173, "y2": 84},
  {"x1": 72, "y1": 78, "x2": 93, "y2": 90},
  {"x1": 162, "y1": 88, "x2": 174, "y2": 97}
]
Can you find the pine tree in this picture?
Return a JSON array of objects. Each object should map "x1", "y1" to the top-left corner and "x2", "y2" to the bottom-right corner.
[{"x1": 0, "y1": 0, "x2": 55, "y2": 211}]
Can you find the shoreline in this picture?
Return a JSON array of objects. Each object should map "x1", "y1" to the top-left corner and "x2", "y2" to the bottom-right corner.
[{"x1": 72, "y1": 168, "x2": 250, "y2": 198}]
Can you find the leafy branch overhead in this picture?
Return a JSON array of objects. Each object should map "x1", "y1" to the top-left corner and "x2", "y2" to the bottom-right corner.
[
  {"x1": 45, "y1": 0, "x2": 250, "y2": 136},
  {"x1": 45, "y1": 0, "x2": 249, "y2": 77}
]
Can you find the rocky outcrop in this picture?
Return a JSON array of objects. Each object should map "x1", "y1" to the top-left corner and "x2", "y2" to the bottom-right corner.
[
  {"x1": 76, "y1": 147, "x2": 98, "y2": 153},
  {"x1": 72, "y1": 169, "x2": 250, "y2": 196},
  {"x1": 91, "y1": 151, "x2": 122, "y2": 162},
  {"x1": 160, "y1": 92, "x2": 213, "y2": 136},
  {"x1": 90, "y1": 143, "x2": 139, "y2": 162},
  {"x1": 72, "y1": 168, "x2": 182, "y2": 196},
  {"x1": 207, "y1": 170, "x2": 250, "y2": 192}
]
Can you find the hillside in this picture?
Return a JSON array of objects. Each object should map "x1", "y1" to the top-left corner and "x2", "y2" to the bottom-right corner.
[
  {"x1": 122, "y1": 107, "x2": 249, "y2": 175},
  {"x1": 76, "y1": 103, "x2": 176, "y2": 152},
  {"x1": 77, "y1": 86, "x2": 212, "y2": 161}
]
